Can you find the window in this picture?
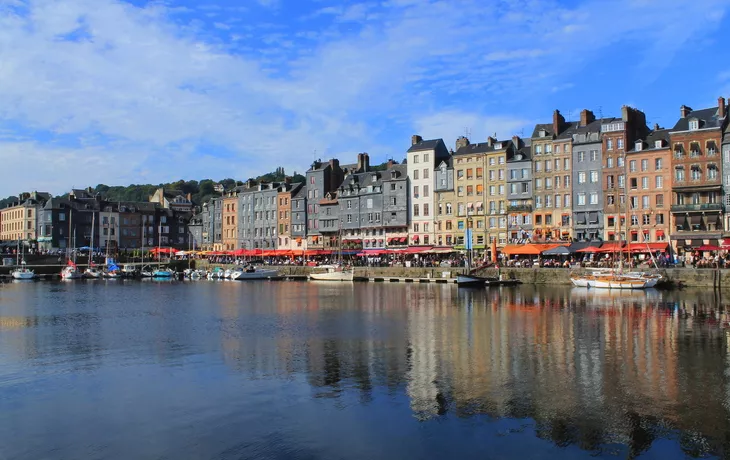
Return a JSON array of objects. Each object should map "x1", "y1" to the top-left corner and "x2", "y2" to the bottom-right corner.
[
  {"x1": 642, "y1": 196, "x2": 650, "y2": 209},
  {"x1": 675, "y1": 166, "x2": 685, "y2": 181},
  {"x1": 347, "y1": 214, "x2": 352, "y2": 223},
  {"x1": 423, "y1": 185, "x2": 429, "y2": 197},
  {"x1": 555, "y1": 194, "x2": 561, "y2": 208},
  {"x1": 424, "y1": 154, "x2": 429, "y2": 162},
  {"x1": 423, "y1": 169, "x2": 429, "y2": 179},
  {"x1": 577, "y1": 193, "x2": 586, "y2": 206},
  {"x1": 708, "y1": 165, "x2": 718, "y2": 180},
  {"x1": 366, "y1": 199, "x2": 373, "y2": 209},
  {"x1": 555, "y1": 144, "x2": 561, "y2": 153},
  {"x1": 589, "y1": 192, "x2": 598, "y2": 205},
  {"x1": 578, "y1": 172, "x2": 586, "y2": 184},
  {"x1": 456, "y1": 170, "x2": 463, "y2": 179},
  {"x1": 545, "y1": 195, "x2": 552, "y2": 208},
  {"x1": 691, "y1": 166, "x2": 702, "y2": 181},
  {"x1": 578, "y1": 152, "x2": 585, "y2": 162},
  {"x1": 489, "y1": 185, "x2": 496, "y2": 195},
  {"x1": 655, "y1": 158, "x2": 662, "y2": 170},
  {"x1": 545, "y1": 178, "x2": 553, "y2": 189},
  {"x1": 564, "y1": 175, "x2": 570, "y2": 187},
  {"x1": 656, "y1": 213, "x2": 664, "y2": 224},
  {"x1": 607, "y1": 139, "x2": 613, "y2": 150},
  {"x1": 467, "y1": 185, "x2": 473, "y2": 196},
  {"x1": 476, "y1": 184, "x2": 484, "y2": 196},
  {"x1": 413, "y1": 204, "x2": 419, "y2": 216},
  {"x1": 535, "y1": 179, "x2": 542, "y2": 189},
  {"x1": 476, "y1": 167, "x2": 483, "y2": 178},
  {"x1": 535, "y1": 196, "x2": 543, "y2": 208},
  {"x1": 689, "y1": 120, "x2": 699, "y2": 130},
  {"x1": 413, "y1": 186, "x2": 419, "y2": 198},
  {"x1": 535, "y1": 145, "x2": 542, "y2": 154},
  {"x1": 655, "y1": 176, "x2": 663, "y2": 188},
  {"x1": 629, "y1": 160, "x2": 636, "y2": 172},
  {"x1": 522, "y1": 168, "x2": 529, "y2": 178},
  {"x1": 466, "y1": 168, "x2": 473, "y2": 180},
  {"x1": 535, "y1": 162, "x2": 542, "y2": 172},
  {"x1": 413, "y1": 155, "x2": 419, "y2": 163},
  {"x1": 617, "y1": 138, "x2": 624, "y2": 149},
  {"x1": 656, "y1": 194, "x2": 664, "y2": 207},
  {"x1": 545, "y1": 160, "x2": 551, "y2": 172},
  {"x1": 617, "y1": 156, "x2": 624, "y2": 167},
  {"x1": 414, "y1": 170, "x2": 419, "y2": 180},
  {"x1": 641, "y1": 159, "x2": 648, "y2": 171},
  {"x1": 642, "y1": 177, "x2": 649, "y2": 189},
  {"x1": 554, "y1": 159, "x2": 560, "y2": 171},
  {"x1": 457, "y1": 186, "x2": 464, "y2": 197},
  {"x1": 564, "y1": 158, "x2": 570, "y2": 170},
  {"x1": 590, "y1": 150, "x2": 598, "y2": 161},
  {"x1": 423, "y1": 204, "x2": 429, "y2": 216},
  {"x1": 607, "y1": 156, "x2": 614, "y2": 168},
  {"x1": 564, "y1": 194, "x2": 570, "y2": 207},
  {"x1": 589, "y1": 171, "x2": 598, "y2": 183},
  {"x1": 618, "y1": 175, "x2": 625, "y2": 188},
  {"x1": 545, "y1": 144, "x2": 552, "y2": 154},
  {"x1": 630, "y1": 178, "x2": 638, "y2": 190}
]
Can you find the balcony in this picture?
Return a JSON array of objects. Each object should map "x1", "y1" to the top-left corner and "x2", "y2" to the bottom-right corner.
[
  {"x1": 670, "y1": 203, "x2": 723, "y2": 212},
  {"x1": 507, "y1": 204, "x2": 532, "y2": 213}
]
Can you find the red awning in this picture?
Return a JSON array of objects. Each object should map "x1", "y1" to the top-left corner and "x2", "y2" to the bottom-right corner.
[
  {"x1": 597, "y1": 242, "x2": 625, "y2": 253},
  {"x1": 502, "y1": 244, "x2": 563, "y2": 255},
  {"x1": 576, "y1": 246, "x2": 602, "y2": 253},
  {"x1": 721, "y1": 238, "x2": 730, "y2": 250},
  {"x1": 394, "y1": 246, "x2": 433, "y2": 254},
  {"x1": 697, "y1": 245, "x2": 720, "y2": 251},
  {"x1": 627, "y1": 243, "x2": 669, "y2": 253}
]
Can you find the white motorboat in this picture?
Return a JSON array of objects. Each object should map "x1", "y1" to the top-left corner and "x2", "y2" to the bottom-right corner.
[
  {"x1": 11, "y1": 267, "x2": 35, "y2": 280},
  {"x1": 84, "y1": 266, "x2": 103, "y2": 279},
  {"x1": 104, "y1": 270, "x2": 122, "y2": 279},
  {"x1": 230, "y1": 266, "x2": 278, "y2": 280},
  {"x1": 570, "y1": 269, "x2": 613, "y2": 288},
  {"x1": 122, "y1": 265, "x2": 137, "y2": 277},
  {"x1": 309, "y1": 266, "x2": 354, "y2": 281},
  {"x1": 223, "y1": 269, "x2": 232, "y2": 279}
]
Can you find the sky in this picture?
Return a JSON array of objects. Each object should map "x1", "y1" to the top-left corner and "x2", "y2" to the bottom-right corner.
[{"x1": 1, "y1": 0, "x2": 730, "y2": 197}]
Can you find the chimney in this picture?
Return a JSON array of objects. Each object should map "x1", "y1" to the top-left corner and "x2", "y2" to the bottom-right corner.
[
  {"x1": 487, "y1": 136, "x2": 496, "y2": 147},
  {"x1": 719, "y1": 97, "x2": 726, "y2": 119},
  {"x1": 387, "y1": 159, "x2": 395, "y2": 169},
  {"x1": 654, "y1": 123, "x2": 660, "y2": 131},
  {"x1": 356, "y1": 153, "x2": 370, "y2": 172},
  {"x1": 552, "y1": 109, "x2": 565, "y2": 134},
  {"x1": 455, "y1": 136, "x2": 470, "y2": 151},
  {"x1": 284, "y1": 176, "x2": 292, "y2": 185},
  {"x1": 579, "y1": 109, "x2": 595, "y2": 127},
  {"x1": 411, "y1": 134, "x2": 423, "y2": 146},
  {"x1": 329, "y1": 158, "x2": 339, "y2": 169},
  {"x1": 680, "y1": 105, "x2": 692, "y2": 118}
]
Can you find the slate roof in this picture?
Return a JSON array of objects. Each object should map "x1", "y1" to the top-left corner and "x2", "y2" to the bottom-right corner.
[
  {"x1": 531, "y1": 121, "x2": 579, "y2": 140},
  {"x1": 723, "y1": 131, "x2": 730, "y2": 145},
  {"x1": 291, "y1": 183, "x2": 306, "y2": 200},
  {"x1": 508, "y1": 144, "x2": 532, "y2": 162},
  {"x1": 556, "y1": 121, "x2": 579, "y2": 140},
  {"x1": 628, "y1": 129, "x2": 671, "y2": 153},
  {"x1": 407, "y1": 139, "x2": 443, "y2": 152},
  {"x1": 453, "y1": 139, "x2": 512, "y2": 156},
  {"x1": 531, "y1": 123, "x2": 554, "y2": 139},
  {"x1": 671, "y1": 107, "x2": 726, "y2": 132}
]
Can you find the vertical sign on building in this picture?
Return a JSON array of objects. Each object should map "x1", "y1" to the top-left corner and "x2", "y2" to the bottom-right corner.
[{"x1": 465, "y1": 228, "x2": 473, "y2": 251}]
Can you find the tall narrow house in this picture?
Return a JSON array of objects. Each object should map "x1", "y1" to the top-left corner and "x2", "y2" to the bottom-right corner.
[
  {"x1": 670, "y1": 98, "x2": 727, "y2": 252},
  {"x1": 571, "y1": 110, "x2": 603, "y2": 241},
  {"x1": 407, "y1": 135, "x2": 449, "y2": 247}
]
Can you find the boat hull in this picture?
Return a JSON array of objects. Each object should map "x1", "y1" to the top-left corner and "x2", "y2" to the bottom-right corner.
[
  {"x1": 11, "y1": 270, "x2": 35, "y2": 280},
  {"x1": 457, "y1": 274, "x2": 492, "y2": 286},
  {"x1": 230, "y1": 269, "x2": 279, "y2": 280},
  {"x1": 310, "y1": 270, "x2": 354, "y2": 281}
]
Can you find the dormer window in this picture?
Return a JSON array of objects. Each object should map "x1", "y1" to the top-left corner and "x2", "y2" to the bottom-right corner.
[
  {"x1": 655, "y1": 140, "x2": 663, "y2": 149},
  {"x1": 371, "y1": 175, "x2": 377, "y2": 183},
  {"x1": 635, "y1": 141, "x2": 642, "y2": 151},
  {"x1": 539, "y1": 129, "x2": 547, "y2": 137},
  {"x1": 689, "y1": 119, "x2": 699, "y2": 130},
  {"x1": 494, "y1": 142, "x2": 502, "y2": 149}
]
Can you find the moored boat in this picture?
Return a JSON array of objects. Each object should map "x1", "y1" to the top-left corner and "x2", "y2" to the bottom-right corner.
[
  {"x1": 61, "y1": 263, "x2": 82, "y2": 280},
  {"x1": 230, "y1": 266, "x2": 279, "y2": 280},
  {"x1": 309, "y1": 265, "x2": 354, "y2": 281},
  {"x1": 457, "y1": 274, "x2": 494, "y2": 287},
  {"x1": 11, "y1": 267, "x2": 35, "y2": 280},
  {"x1": 152, "y1": 268, "x2": 174, "y2": 278}
]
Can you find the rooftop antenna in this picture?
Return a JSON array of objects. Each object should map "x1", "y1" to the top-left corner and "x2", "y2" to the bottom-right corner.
[
  {"x1": 567, "y1": 109, "x2": 573, "y2": 122},
  {"x1": 598, "y1": 106, "x2": 603, "y2": 120},
  {"x1": 464, "y1": 127, "x2": 471, "y2": 140}
]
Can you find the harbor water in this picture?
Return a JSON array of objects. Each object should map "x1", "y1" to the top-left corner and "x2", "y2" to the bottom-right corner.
[{"x1": 1, "y1": 280, "x2": 729, "y2": 459}]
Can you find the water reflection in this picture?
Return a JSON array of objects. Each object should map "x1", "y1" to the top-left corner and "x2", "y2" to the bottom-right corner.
[{"x1": 1, "y1": 281, "x2": 730, "y2": 459}]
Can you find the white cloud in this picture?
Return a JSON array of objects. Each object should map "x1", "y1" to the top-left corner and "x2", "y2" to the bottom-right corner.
[{"x1": 0, "y1": 0, "x2": 727, "y2": 196}]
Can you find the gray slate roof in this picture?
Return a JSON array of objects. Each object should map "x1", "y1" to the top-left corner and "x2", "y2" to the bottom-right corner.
[
  {"x1": 671, "y1": 107, "x2": 726, "y2": 132},
  {"x1": 407, "y1": 139, "x2": 443, "y2": 152},
  {"x1": 628, "y1": 129, "x2": 671, "y2": 153}
]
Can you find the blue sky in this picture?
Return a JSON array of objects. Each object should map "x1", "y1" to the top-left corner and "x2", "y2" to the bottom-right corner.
[{"x1": 1, "y1": 0, "x2": 730, "y2": 196}]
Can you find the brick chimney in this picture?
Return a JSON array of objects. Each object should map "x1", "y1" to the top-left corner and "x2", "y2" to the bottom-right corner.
[
  {"x1": 329, "y1": 158, "x2": 339, "y2": 169},
  {"x1": 579, "y1": 109, "x2": 595, "y2": 127},
  {"x1": 680, "y1": 105, "x2": 692, "y2": 118},
  {"x1": 486, "y1": 136, "x2": 496, "y2": 147},
  {"x1": 455, "y1": 136, "x2": 470, "y2": 151},
  {"x1": 654, "y1": 123, "x2": 660, "y2": 130},
  {"x1": 284, "y1": 176, "x2": 292, "y2": 185},
  {"x1": 356, "y1": 153, "x2": 370, "y2": 172},
  {"x1": 553, "y1": 110, "x2": 565, "y2": 135},
  {"x1": 719, "y1": 97, "x2": 726, "y2": 119},
  {"x1": 387, "y1": 159, "x2": 395, "y2": 169},
  {"x1": 411, "y1": 134, "x2": 423, "y2": 145}
]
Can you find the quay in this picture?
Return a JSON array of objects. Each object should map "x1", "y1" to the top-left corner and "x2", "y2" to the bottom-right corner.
[{"x1": 4, "y1": 261, "x2": 730, "y2": 289}]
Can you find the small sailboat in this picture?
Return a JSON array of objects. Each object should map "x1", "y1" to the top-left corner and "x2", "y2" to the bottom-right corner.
[
  {"x1": 456, "y1": 273, "x2": 494, "y2": 286},
  {"x1": 309, "y1": 227, "x2": 353, "y2": 282},
  {"x1": 84, "y1": 262, "x2": 103, "y2": 279},
  {"x1": 61, "y1": 260, "x2": 82, "y2": 280},
  {"x1": 11, "y1": 241, "x2": 35, "y2": 280},
  {"x1": 104, "y1": 260, "x2": 122, "y2": 279}
]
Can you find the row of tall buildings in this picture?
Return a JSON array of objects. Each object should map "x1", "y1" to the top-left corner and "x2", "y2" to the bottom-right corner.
[
  {"x1": 3, "y1": 97, "x2": 729, "y2": 256},
  {"x1": 0, "y1": 188, "x2": 196, "y2": 251},
  {"x1": 199, "y1": 97, "x2": 730, "y2": 256}
]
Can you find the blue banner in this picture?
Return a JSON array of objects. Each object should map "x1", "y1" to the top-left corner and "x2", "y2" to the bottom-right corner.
[{"x1": 465, "y1": 229, "x2": 473, "y2": 250}]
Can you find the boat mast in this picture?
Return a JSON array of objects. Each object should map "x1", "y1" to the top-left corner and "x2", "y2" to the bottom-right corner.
[
  {"x1": 67, "y1": 207, "x2": 73, "y2": 263},
  {"x1": 141, "y1": 215, "x2": 145, "y2": 267}
]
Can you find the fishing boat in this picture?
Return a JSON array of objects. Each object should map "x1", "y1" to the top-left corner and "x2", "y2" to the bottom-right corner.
[
  {"x1": 230, "y1": 265, "x2": 279, "y2": 280},
  {"x1": 10, "y1": 241, "x2": 35, "y2": 280}
]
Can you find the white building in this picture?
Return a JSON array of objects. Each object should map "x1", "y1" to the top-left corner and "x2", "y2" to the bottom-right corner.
[{"x1": 406, "y1": 135, "x2": 450, "y2": 246}]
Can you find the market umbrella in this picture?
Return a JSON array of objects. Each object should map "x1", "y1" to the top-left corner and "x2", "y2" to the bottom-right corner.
[{"x1": 541, "y1": 246, "x2": 571, "y2": 256}]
